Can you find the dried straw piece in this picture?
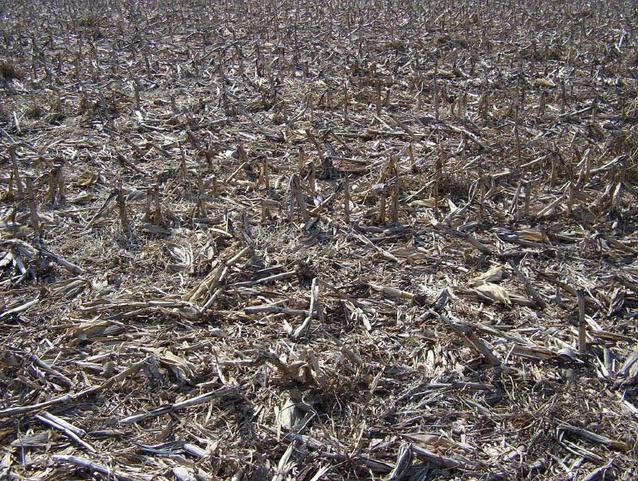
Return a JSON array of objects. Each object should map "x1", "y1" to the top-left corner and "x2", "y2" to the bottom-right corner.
[
  {"x1": 293, "y1": 277, "x2": 321, "y2": 339},
  {"x1": 118, "y1": 387, "x2": 236, "y2": 425},
  {"x1": 36, "y1": 412, "x2": 96, "y2": 452},
  {"x1": 52, "y1": 455, "x2": 140, "y2": 481},
  {"x1": 0, "y1": 356, "x2": 150, "y2": 417}
]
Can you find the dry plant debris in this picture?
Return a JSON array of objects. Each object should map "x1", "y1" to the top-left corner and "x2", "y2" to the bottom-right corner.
[{"x1": 1, "y1": 0, "x2": 638, "y2": 480}]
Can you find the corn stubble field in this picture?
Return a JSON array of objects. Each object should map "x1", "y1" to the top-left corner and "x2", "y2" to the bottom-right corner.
[{"x1": 1, "y1": 0, "x2": 638, "y2": 479}]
